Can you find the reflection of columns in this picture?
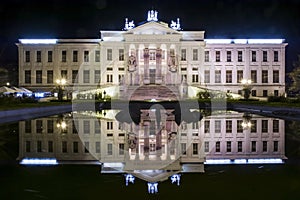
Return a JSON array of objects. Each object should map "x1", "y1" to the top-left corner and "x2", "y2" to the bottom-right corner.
[
  {"x1": 156, "y1": 129, "x2": 162, "y2": 156},
  {"x1": 156, "y1": 48, "x2": 162, "y2": 84},
  {"x1": 144, "y1": 124, "x2": 149, "y2": 155},
  {"x1": 144, "y1": 48, "x2": 149, "y2": 84}
]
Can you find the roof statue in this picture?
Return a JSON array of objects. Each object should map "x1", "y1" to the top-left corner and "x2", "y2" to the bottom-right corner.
[
  {"x1": 124, "y1": 18, "x2": 135, "y2": 30},
  {"x1": 170, "y1": 18, "x2": 181, "y2": 30},
  {"x1": 147, "y1": 10, "x2": 158, "y2": 22}
]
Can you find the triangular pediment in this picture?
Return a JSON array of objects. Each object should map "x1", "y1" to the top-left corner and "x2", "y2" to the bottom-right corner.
[{"x1": 125, "y1": 21, "x2": 180, "y2": 35}]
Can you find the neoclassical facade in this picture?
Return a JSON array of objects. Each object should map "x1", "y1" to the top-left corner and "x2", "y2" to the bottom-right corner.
[{"x1": 17, "y1": 10, "x2": 287, "y2": 99}]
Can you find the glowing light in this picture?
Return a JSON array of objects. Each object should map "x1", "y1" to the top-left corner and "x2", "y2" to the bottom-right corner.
[
  {"x1": 233, "y1": 159, "x2": 247, "y2": 164},
  {"x1": 125, "y1": 174, "x2": 135, "y2": 186},
  {"x1": 205, "y1": 39, "x2": 233, "y2": 44},
  {"x1": 103, "y1": 162, "x2": 123, "y2": 168},
  {"x1": 241, "y1": 79, "x2": 252, "y2": 85},
  {"x1": 205, "y1": 158, "x2": 284, "y2": 165},
  {"x1": 20, "y1": 158, "x2": 58, "y2": 165},
  {"x1": 204, "y1": 159, "x2": 232, "y2": 164},
  {"x1": 233, "y1": 39, "x2": 248, "y2": 44},
  {"x1": 147, "y1": 10, "x2": 158, "y2": 22},
  {"x1": 20, "y1": 39, "x2": 57, "y2": 44},
  {"x1": 150, "y1": 98, "x2": 157, "y2": 102},
  {"x1": 247, "y1": 159, "x2": 283, "y2": 164},
  {"x1": 170, "y1": 174, "x2": 181, "y2": 186},
  {"x1": 148, "y1": 182, "x2": 158, "y2": 194},
  {"x1": 56, "y1": 78, "x2": 66, "y2": 85},
  {"x1": 247, "y1": 39, "x2": 284, "y2": 44}
]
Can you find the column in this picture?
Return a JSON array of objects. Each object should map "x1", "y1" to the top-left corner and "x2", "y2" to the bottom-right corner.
[
  {"x1": 144, "y1": 48, "x2": 150, "y2": 84},
  {"x1": 156, "y1": 48, "x2": 162, "y2": 84}
]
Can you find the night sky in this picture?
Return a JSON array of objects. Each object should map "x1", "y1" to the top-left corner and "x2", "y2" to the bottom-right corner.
[{"x1": 1, "y1": 0, "x2": 300, "y2": 72}]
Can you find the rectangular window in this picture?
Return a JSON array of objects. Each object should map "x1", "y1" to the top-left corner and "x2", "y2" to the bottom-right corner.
[
  {"x1": 193, "y1": 49, "x2": 198, "y2": 61},
  {"x1": 119, "y1": 49, "x2": 124, "y2": 61},
  {"x1": 251, "y1": 70, "x2": 257, "y2": 83},
  {"x1": 36, "y1": 70, "x2": 42, "y2": 84},
  {"x1": 36, "y1": 120, "x2": 42, "y2": 133},
  {"x1": 215, "y1": 70, "x2": 221, "y2": 83},
  {"x1": 61, "y1": 70, "x2": 67, "y2": 79},
  {"x1": 226, "y1": 51, "x2": 231, "y2": 62},
  {"x1": 192, "y1": 74, "x2": 199, "y2": 83},
  {"x1": 274, "y1": 90, "x2": 279, "y2": 97},
  {"x1": 119, "y1": 143, "x2": 125, "y2": 155},
  {"x1": 273, "y1": 120, "x2": 279, "y2": 132},
  {"x1": 83, "y1": 70, "x2": 90, "y2": 83},
  {"x1": 107, "y1": 74, "x2": 113, "y2": 83},
  {"x1": 95, "y1": 50, "x2": 100, "y2": 62},
  {"x1": 251, "y1": 141, "x2": 256, "y2": 152},
  {"x1": 215, "y1": 51, "x2": 220, "y2": 62},
  {"x1": 181, "y1": 49, "x2": 186, "y2": 61},
  {"x1": 48, "y1": 51, "x2": 53, "y2": 62},
  {"x1": 47, "y1": 70, "x2": 53, "y2": 84},
  {"x1": 252, "y1": 90, "x2": 257, "y2": 97},
  {"x1": 204, "y1": 51, "x2": 209, "y2": 62},
  {"x1": 72, "y1": 120, "x2": 78, "y2": 134},
  {"x1": 84, "y1": 50, "x2": 89, "y2": 62},
  {"x1": 237, "y1": 70, "x2": 243, "y2": 83},
  {"x1": 215, "y1": 120, "x2": 221, "y2": 133},
  {"x1": 93, "y1": 70, "x2": 100, "y2": 84},
  {"x1": 48, "y1": 141, "x2": 53, "y2": 153},
  {"x1": 216, "y1": 141, "x2": 220, "y2": 152},
  {"x1": 262, "y1": 120, "x2": 268, "y2": 133},
  {"x1": 61, "y1": 50, "x2": 67, "y2": 62},
  {"x1": 273, "y1": 70, "x2": 279, "y2": 83},
  {"x1": 47, "y1": 120, "x2": 53, "y2": 133},
  {"x1": 72, "y1": 70, "x2": 78, "y2": 83},
  {"x1": 37, "y1": 140, "x2": 42, "y2": 152},
  {"x1": 181, "y1": 143, "x2": 187, "y2": 155},
  {"x1": 95, "y1": 120, "x2": 100, "y2": 134},
  {"x1": 107, "y1": 121, "x2": 113, "y2": 130},
  {"x1": 238, "y1": 51, "x2": 243, "y2": 62},
  {"x1": 263, "y1": 51, "x2": 268, "y2": 62},
  {"x1": 107, "y1": 144, "x2": 113, "y2": 155},
  {"x1": 192, "y1": 143, "x2": 198, "y2": 155},
  {"x1": 204, "y1": 141, "x2": 209, "y2": 152},
  {"x1": 118, "y1": 74, "x2": 124, "y2": 84},
  {"x1": 83, "y1": 120, "x2": 90, "y2": 134},
  {"x1": 263, "y1": 141, "x2": 268, "y2": 152},
  {"x1": 192, "y1": 122, "x2": 199, "y2": 129},
  {"x1": 226, "y1": 120, "x2": 232, "y2": 133},
  {"x1": 73, "y1": 142, "x2": 79, "y2": 153},
  {"x1": 251, "y1": 120, "x2": 257, "y2": 133},
  {"x1": 237, "y1": 120, "x2": 243, "y2": 133},
  {"x1": 262, "y1": 70, "x2": 268, "y2": 83},
  {"x1": 62, "y1": 141, "x2": 67, "y2": 153},
  {"x1": 263, "y1": 90, "x2": 268, "y2": 97},
  {"x1": 226, "y1": 70, "x2": 232, "y2": 83},
  {"x1": 25, "y1": 120, "x2": 32, "y2": 133},
  {"x1": 107, "y1": 49, "x2": 112, "y2": 60},
  {"x1": 251, "y1": 51, "x2": 256, "y2": 62},
  {"x1": 84, "y1": 142, "x2": 89, "y2": 153},
  {"x1": 204, "y1": 121, "x2": 210, "y2": 133},
  {"x1": 204, "y1": 70, "x2": 210, "y2": 83},
  {"x1": 73, "y1": 50, "x2": 78, "y2": 62},
  {"x1": 36, "y1": 51, "x2": 41, "y2": 62},
  {"x1": 274, "y1": 51, "x2": 279, "y2": 62},
  {"x1": 226, "y1": 141, "x2": 231, "y2": 152},
  {"x1": 25, "y1": 51, "x2": 30, "y2": 62},
  {"x1": 237, "y1": 141, "x2": 243, "y2": 152},
  {"x1": 26, "y1": 141, "x2": 31, "y2": 152},
  {"x1": 274, "y1": 141, "x2": 279, "y2": 152}
]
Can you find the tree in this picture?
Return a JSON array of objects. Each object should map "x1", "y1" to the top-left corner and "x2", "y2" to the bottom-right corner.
[{"x1": 288, "y1": 55, "x2": 300, "y2": 93}]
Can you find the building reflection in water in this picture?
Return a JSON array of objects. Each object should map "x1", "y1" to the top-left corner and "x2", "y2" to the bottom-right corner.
[{"x1": 18, "y1": 108, "x2": 286, "y2": 193}]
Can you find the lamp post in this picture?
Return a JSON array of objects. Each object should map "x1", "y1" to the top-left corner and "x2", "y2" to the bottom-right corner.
[
  {"x1": 56, "y1": 78, "x2": 66, "y2": 101},
  {"x1": 241, "y1": 79, "x2": 252, "y2": 100}
]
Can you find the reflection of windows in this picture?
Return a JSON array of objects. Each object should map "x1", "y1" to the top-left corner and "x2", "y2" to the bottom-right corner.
[
  {"x1": 215, "y1": 70, "x2": 221, "y2": 83},
  {"x1": 226, "y1": 120, "x2": 232, "y2": 133},
  {"x1": 26, "y1": 141, "x2": 31, "y2": 152},
  {"x1": 62, "y1": 141, "x2": 67, "y2": 153},
  {"x1": 61, "y1": 70, "x2": 67, "y2": 79},
  {"x1": 237, "y1": 141, "x2": 242, "y2": 152},
  {"x1": 181, "y1": 143, "x2": 186, "y2": 155},
  {"x1": 226, "y1": 141, "x2": 231, "y2": 152},
  {"x1": 107, "y1": 74, "x2": 113, "y2": 83},
  {"x1": 107, "y1": 144, "x2": 113, "y2": 155},
  {"x1": 204, "y1": 121, "x2": 210, "y2": 133},
  {"x1": 273, "y1": 120, "x2": 279, "y2": 132},
  {"x1": 251, "y1": 141, "x2": 256, "y2": 152},
  {"x1": 251, "y1": 120, "x2": 257, "y2": 132},
  {"x1": 96, "y1": 142, "x2": 101, "y2": 153},
  {"x1": 204, "y1": 141, "x2": 209, "y2": 152},
  {"x1": 192, "y1": 143, "x2": 198, "y2": 155},
  {"x1": 83, "y1": 120, "x2": 90, "y2": 134},
  {"x1": 150, "y1": 51, "x2": 156, "y2": 60},
  {"x1": 72, "y1": 120, "x2": 78, "y2": 134},
  {"x1": 262, "y1": 120, "x2": 268, "y2": 133},
  {"x1": 252, "y1": 90, "x2": 257, "y2": 97},
  {"x1": 204, "y1": 51, "x2": 209, "y2": 62},
  {"x1": 216, "y1": 141, "x2": 220, "y2": 152},
  {"x1": 273, "y1": 141, "x2": 278, "y2": 152},
  {"x1": 37, "y1": 140, "x2": 42, "y2": 152},
  {"x1": 36, "y1": 120, "x2": 43, "y2": 133},
  {"x1": 215, "y1": 120, "x2": 221, "y2": 133},
  {"x1": 263, "y1": 141, "x2": 267, "y2": 152},
  {"x1": 73, "y1": 142, "x2": 78, "y2": 153},
  {"x1": 119, "y1": 143, "x2": 124, "y2": 155},
  {"x1": 181, "y1": 49, "x2": 186, "y2": 61}
]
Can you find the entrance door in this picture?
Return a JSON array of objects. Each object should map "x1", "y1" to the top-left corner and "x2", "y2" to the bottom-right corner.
[{"x1": 149, "y1": 69, "x2": 156, "y2": 84}]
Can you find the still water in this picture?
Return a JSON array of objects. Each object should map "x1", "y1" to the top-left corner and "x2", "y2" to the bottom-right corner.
[{"x1": 1, "y1": 106, "x2": 300, "y2": 199}]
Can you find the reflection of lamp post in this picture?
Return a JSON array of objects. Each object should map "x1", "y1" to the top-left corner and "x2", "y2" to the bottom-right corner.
[
  {"x1": 57, "y1": 120, "x2": 67, "y2": 134},
  {"x1": 241, "y1": 79, "x2": 252, "y2": 100},
  {"x1": 56, "y1": 78, "x2": 66, "y2": 101},
  {"x1": 242, "y1": 112, "x2": 252, "y2": 129},
  {"x1": 103, "y1": 90, "x2": 106, "y2": 99}
]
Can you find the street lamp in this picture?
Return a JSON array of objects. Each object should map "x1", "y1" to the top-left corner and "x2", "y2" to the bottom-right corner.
[
  {"x1": 241, "y1": 78, "x2": 252, "y2": 100},
  {"x1": 56, "y1": 78, "x2": 66, "y2": 101}
]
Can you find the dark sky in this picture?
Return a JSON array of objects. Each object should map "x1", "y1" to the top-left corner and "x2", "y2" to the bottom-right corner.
[{"x1": 1, "y1": 0, "x2": 300, "y2": 72}]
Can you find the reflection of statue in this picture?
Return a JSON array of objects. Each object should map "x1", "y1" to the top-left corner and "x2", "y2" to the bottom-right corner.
[
  {"x1": 168, "y1": 54, "x2": 177, "y2": 72},
  {"x1": 128, "y1": 54, "x2": 137, "y2": 72}
]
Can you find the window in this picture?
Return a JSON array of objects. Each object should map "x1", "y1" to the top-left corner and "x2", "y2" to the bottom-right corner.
[
  {"x1": 72, "y1": 120, "x2": 78, "y2": 134},
  {"x1": 215, "y1": 120, "x2": 221, "y2": 133},
  {"x1": 107, "y1": 49, "x2": 112, "y2": 60},
  {"x1": 274, "y1": 141, "x2": 279, "y2": 152},
  {"x1": 25, "y1": 120, "x2": 32, "y2": 133},
  {"x1": 274, "y1": 90, "x2": 279, "y2": 97},
  {"x1": 215, "y1": 70, "x2": 221, "y2": 83},
  {"x1": 192, "y1": 122, "x2": 199, "y2": 129},
  {"x1": 226, "y1": 120, "x2": 232, "y2": 133},
  {"x1": 252, "y1": 90, "x2": 257, "y2": 97},
  {"x1": 107, "y1": 74, "x2": 113, "y2": 83},
  {"x1": 95, "y1": 142, "x2": 100, "y2": 153},
  {"x1": 25, "y1": 51, "x2": 30, "y2": 62},
  {"x1": 61, "y1": 50, "x2": 67, "y2": 62},
  {"x1": 73, "y1": 142, "x2": 79, "y2": 153},
  {"x1": 238, "y1": 51, "x2": 243, "y2": 62},
  {"x1": 25, "y1": 70, "x2": 31, "y2": 84},
  {"x1": 36, "y1": 70, "x2": 42, "y2": 84},
  {"x1": 274, "y1": 51, "x2": 279, "y2": 62},
  {"x1": 95, "y1": 50, "x2": 100, "y2": 62},
  {"x1": 251, "y1": 141, "x2": 256, "y2": 152},
  {"x1": 47, "y1": 51, "x2": 53, "y2": 62},
  {"x1": 181, "y1": 49, "x2": 186, "y2": 61},
  {"x1": 251, "y1": 51, "x2": 256, "y2": 62},
  {"x1": 263, "y1": 90, "x2": 268, "y2": 97},
  {"x1": 273, "y1": 120, "x2": 279, "y2": 132},
  {"x1": 216, "y1": 141, "x2": 220, "y2": 152},
  {"x1": 48, "y1": 141, "x2": 53, "y2": 153},
  {"x1": 226, "y1": 51, "x2": 231, "y2": 62},
  {"x1": 107, "y1": 121, "x2": 113, "y2": 130},
  {"x1": 237, "y1": 70, "x2": 243, "y2": 83},
  {"x1": 149, "y1": 51, "x2": 155, "y2": 60},
  {"x1": 94, "y1": 70, "x2": 101, "y2": 84},
  {"x1": 83, "y1": 70, "x2": 90, "y2": 83},
  {"x1": 226, "y1": 70, "x2": 232, "y2": 83},
  {"x1": 73, "y1": 51, "x2": 78, "y2": 62},
  {"x1": 204, "y1": 141, "x2": 209, "y2": 152},
  {"x1": 72, "y1": 70, "x2": 78, "y2": 83},
  {"x1": 251, "y1": 70, "x2": 257, "y2": 83},
  {"x1": 262, "y1": 70, "x2": 268, "y2": 83},
  {"x1": 119, "y1": 143, "x2": 125, "y2": 155},
  {"x1": 237, "y1": 120, "x2": 243, "y2": 133},
  {"x1": 273, "y1": 70, "x2": 279, "y2": 83},
  {"x1": 47, "y1": 70, "x2": 53, "y2": 84},
  {"x1": 83, "y1": 120, "x2": 90, "y2": 134},
  {"x1": 263, "y1": 141, "x2": 268, "y2": 152},
  {"x1": 192, "y1": 74, "x2": 199, "y2": 83},
  {"x1": 62, "y1": 141, "x2": 67, "y2": 153},
  {"x1": 262, "y1": 120, "x2": 268, "y2": 133},
  {"x1": 215, "y1": 51, "x2": 220, "y2": 62},
  {"x1": 26, "y1": 141, "x2": 31, "y2": 152},
  {"x1": 193, "y1": 49, "x2": 198, "y2": 61},
  {"x1": 36, "y1": 51, "x2": 41, "y2": 62},
  {"x1": 107, "y1": 144, "x2": 113, "y2": 155},
  {"x1": 226, "y1": 141, "x2": 231, "y2": 152},
  {"x1": 237, "y1": 141, "x2": 243, "y2": 152},
  {"x1": 119, "y1": 49, "x2": 124, "y2": 61},
  {"x1": 118, "y1": 74, "x2": 124, "y2": 84},
  {"x1": 37, "y1": 140, "x2": 42, "y2": 152},
  {"x1": 181, "y1": 143, "x2": 187, "y2": 155},
  {"x1": 204, "y1": 121, "x2": 210, "y2": 133},
  {"x1": 84, "y1": 142, "x2": 89, "y2": 153},
  {"x1": 263, "y1": 51, "x2": 268, "y2": 62},
  {"x1": 84, "y1": 50, "x2": 89, "y2": 62},
  {"x1": 192, "y1": 143, "x2": 198, "y2": 155},
  {"x1": 251, "y1": 120, "x2": 257, "y2": 133},
  {"x1": 205, "y1": 51, "x2": 209, "y2": 62},
  {"x1": 204, "y1": 70, "x2": 210, "y2": 83},
  {"x1": 95, "y1": 120, "x2": 100, "y2": 134},
  {"x1": 47, "y1": 120, "x2": 53, "y2": 133}
]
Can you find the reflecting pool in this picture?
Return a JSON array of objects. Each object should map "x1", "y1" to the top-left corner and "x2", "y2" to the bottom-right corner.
[{"x1": 1, "y1": 107, "x2": 300, "y2": 199}]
